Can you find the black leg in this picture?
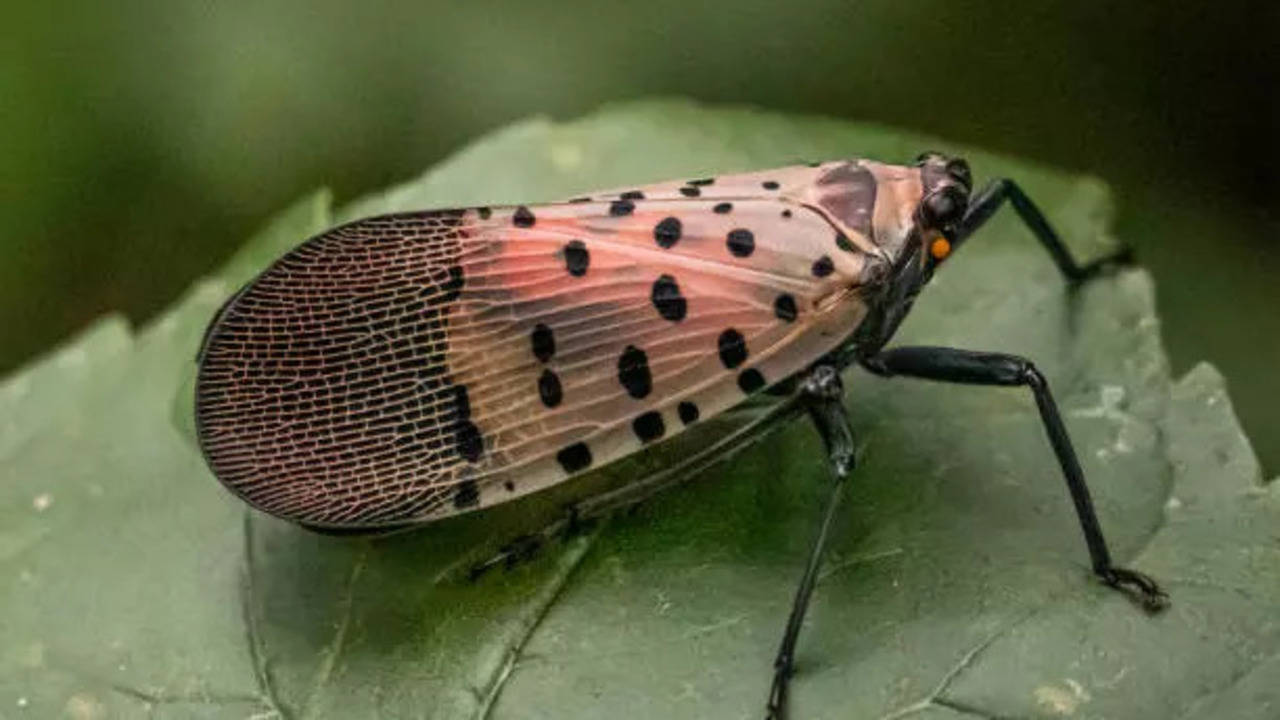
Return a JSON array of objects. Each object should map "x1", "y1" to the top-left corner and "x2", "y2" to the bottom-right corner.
[
  {"x1": 860, "y1": 346, "x2": 1169, "y2": 612},
  {"x1": 767, "y1": 365, "x2": 857, "y2": 720},
  {"x1": 957, "y1": 179, "x2": 1134, "y2": 284},
  {"x1": 468, "y1": 391, "x2": 808, "y2": 582}
]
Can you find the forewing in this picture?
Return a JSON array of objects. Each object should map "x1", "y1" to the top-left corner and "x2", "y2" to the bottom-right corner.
[{"x1": 196, "y1": 169, "x2": 869, "y2": 528}]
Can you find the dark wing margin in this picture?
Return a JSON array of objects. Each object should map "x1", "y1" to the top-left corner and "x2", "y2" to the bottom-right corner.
[{"x1": 195, "y1": 210, "x2": 476, "y2": 528}]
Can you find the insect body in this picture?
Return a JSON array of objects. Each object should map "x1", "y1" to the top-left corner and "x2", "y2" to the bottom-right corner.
[
  {"x1": 194, "y1": 153, "x2": 1167, "y2": 719},
  {"x1": 196, "y1": 159, "x2": 915, "y2": 524}
]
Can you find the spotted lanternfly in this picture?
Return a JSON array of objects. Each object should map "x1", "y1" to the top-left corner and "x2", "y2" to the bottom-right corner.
[{"x1": 194, "y1": 152, "x2": 1170, "y2": 720}]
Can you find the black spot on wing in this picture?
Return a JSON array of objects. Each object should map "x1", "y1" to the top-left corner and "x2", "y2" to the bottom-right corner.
[
  {"x1": 450, "y1": 386, "x2": 471, "y2": 422},
  {"x1": 727, "y1": 229, "x2": 755, "y2": 258},
  {"x1": 617, "y1": 345, "x2": 652, "y2": 399},
  {"x1": 812, "y1": 255, "x2": 835, "y2": 278},
  {"x1": 455, "y1": 421, "x2": 484, "y2": 462},
  {"x1": 650, "y1": 274, "x2": 687, "y2": 322},
  {"x1": 538, "y1": 369, "x2": 563, "y2": 408},
  {"x1": 564, "y1": 240, "x2": 589, "y2": 276},
  {"x1": 557, "y1": 443, "x2": 593, "y2": 473},
  {"x1": 453, "y1": 480, "x2": 479, "y2": 509},
  {"x1": 654, "y1": 216, "x2": 682, "y2": 248},
  {"x1": 718, "y1": 329, "x2": 748, "y2": 369},
  {"x1": 774, "y1": 294, "x2": 798, "y2": 322},
  {"x1": 440, "y1": 266, "x2": 464, "y2": 303},
  {"x1": 513, "y1": 206, "x2": 535, "y2": 228},
  {"x1": 531, "y1": 323, "x2": 555, "y2": 362},
  {"x1": 632, "y1": 411, "x2": 665, "y2": 443},
  {"x1": 677, "y1": 401, "x2": 700, "y2": 425},
  {"x1": 610, "y1": 200, "x2": 635, "y2": 216},
  {"x1": 738, "y1": 368, "x2": 766, "y2": 394}
]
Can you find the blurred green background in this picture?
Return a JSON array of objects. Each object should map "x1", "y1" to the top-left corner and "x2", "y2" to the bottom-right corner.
[{"x1": 2, "y1": 1, "x2": 1275, "y2": 471}]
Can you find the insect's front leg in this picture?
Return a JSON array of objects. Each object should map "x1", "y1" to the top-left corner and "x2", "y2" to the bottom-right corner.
[
  {"x1": 768, "y1": 365, "x2": 857, "y2": 720},
  {"x1": 956, "y1": 178, "x2": 1134, "y2": 284},
  {"x1": 859, "y1": 346, "x2": 1169, "y2": 611}
]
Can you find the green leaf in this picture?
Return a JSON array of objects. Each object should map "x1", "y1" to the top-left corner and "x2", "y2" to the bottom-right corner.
[{"x1": 3, "y1": 100, "x2": 1276, "y2": 719}]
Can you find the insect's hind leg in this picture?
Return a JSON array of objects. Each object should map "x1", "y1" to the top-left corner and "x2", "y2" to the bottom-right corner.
[
  {"x1": 957, "y1": 178, "x2": 1134, "y2": 284},
  {"x1": 767, "y1": 365, "x2": 857, "y2": 720},
  {"x1": 469, "y1": 394, "x2": 807, "y2": 582},
  {"x1": 467, "y1": 531, "x2": 554, "y2": 581},
  {"x1": 859, "y1": 346, "x2": 1169, "y2": 612},
  {"x1": 465, "y1": 500, "x2": 610, "y2": 581}
]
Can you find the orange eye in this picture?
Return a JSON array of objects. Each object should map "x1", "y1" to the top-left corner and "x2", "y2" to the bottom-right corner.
[{"x1": 930, "y1": 236, "x2": 952, "y2": 260}]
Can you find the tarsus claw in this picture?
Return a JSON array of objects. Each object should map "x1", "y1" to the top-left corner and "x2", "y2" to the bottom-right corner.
[{"x1": 1101, "y1": 566, "x2": 1170, "y2": 613}]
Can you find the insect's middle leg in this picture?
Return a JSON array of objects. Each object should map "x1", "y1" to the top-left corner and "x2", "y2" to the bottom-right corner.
[
  {"x1": 859, "y1": 345, "x2": 1169, "y2": 611},
  {"x1": 767, "y1": 365, "x2": 857, "y2": 720}
]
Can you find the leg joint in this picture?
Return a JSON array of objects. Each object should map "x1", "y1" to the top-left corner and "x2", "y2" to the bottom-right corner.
[
  {"x1": 1018, "y1": 361, "x2": 1047, "y2": 390},
  {"x1": 858, "y1": 354, "x2": 890, "y2": 377},
  {"x1": 800, "y1": 364, "x2": 844, "y2": 402}
]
